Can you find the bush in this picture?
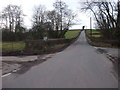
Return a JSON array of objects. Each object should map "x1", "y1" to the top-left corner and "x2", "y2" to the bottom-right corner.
[
  {"x1": 2, "y1": 28, "x2": 26, "y2": 42},
  {"x1": 99, "y1": 28, "x2": 120, "y2": 40},
  {"x1": 2, "y1": 29, "x2": 15, "y2": 41}
]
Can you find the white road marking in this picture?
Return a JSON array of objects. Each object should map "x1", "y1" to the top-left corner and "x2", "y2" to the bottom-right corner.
[
  {"x1": 2, "y1": 67, "x2": 22, "y2": 77},
  {"x1": 1, "y1": 73, "x2": 11, "y2": 77}
]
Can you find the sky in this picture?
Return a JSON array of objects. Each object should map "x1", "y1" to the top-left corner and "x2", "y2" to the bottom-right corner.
[{"x1": 0, "y1": 0, "x2": 95, "y2": 29}]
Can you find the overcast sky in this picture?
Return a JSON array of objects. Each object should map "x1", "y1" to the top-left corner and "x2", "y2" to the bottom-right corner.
[{"x1": 0, "y1": 0, "x2": 95, "y2": 29}]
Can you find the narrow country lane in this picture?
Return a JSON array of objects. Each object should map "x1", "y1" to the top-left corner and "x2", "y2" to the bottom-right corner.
[{"x1": 2, "y1": 31, "x2": 118, "y2": 88}]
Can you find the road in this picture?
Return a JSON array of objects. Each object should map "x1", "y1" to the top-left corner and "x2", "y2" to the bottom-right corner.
[{"x1": 2, "y1": 31, "x2": 118, "y2": 88}]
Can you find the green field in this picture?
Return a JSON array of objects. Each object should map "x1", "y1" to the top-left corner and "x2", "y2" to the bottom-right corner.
[
  {"x1": 86, "y1": 29, "x2": 100, "y2": 34},
  {"x1": 86, "y1": 30, "x2": 101, "y2": 38},
  {"x1": 1, "y1": 42, "x2": 25, "y2": 52},
  {"x1": 65, "y1": 30, "x2": 80, "y2": 39},
  {"x1": 92, "y1": 34, "x2": 101, "y2": 38}
]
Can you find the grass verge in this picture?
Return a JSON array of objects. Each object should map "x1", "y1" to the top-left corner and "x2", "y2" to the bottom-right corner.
[{"x1": 86, "y1": 37, "x2": 112, "y2": 48}]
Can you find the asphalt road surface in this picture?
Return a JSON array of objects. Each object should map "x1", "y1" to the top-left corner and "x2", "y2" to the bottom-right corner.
[{"x1": 2, "y1": 31, "x2": 118, "y2": 88}]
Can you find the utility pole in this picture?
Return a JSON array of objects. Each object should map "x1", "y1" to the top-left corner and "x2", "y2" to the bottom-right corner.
[{"x1": 90, "y1": 17, "x2": 92, "y2": 37}]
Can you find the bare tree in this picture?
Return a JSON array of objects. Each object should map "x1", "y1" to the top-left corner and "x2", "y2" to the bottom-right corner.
[
  {"x1": 53, "y1": 0, "x2": 68, "y2": 32},
  {"x1": 116, "y1": 0, "x2": 120, "y2": 29},
  {"x1": 47, "y1": 11, "x2": 60, "y2": 28},
  {"x1": 32, "y1": 5, "x2": 48, "y2": 39},
  {"x1": 80, "y1": 0, "x2": 118, "y2": 30},
  {"x1": 80, "y1": 0, "x2": 120, "y2": 39},
  {"x1": 53, "y1": 0, "x2": 76, "y2": 38},
  {"x1": 47, "y1": 10, "x2": 61, "y2": 38},
  {"x1": 1, "y1": 4, "x2": 24, "y2": 32},
  {"x1": 32, "y1": 1, "x2": 76, "y2": 38},
  {"x1": 32, "y1": 5, "x2": 47, "y2": 26},
  {"x1": 63, "y1": 9, "x2": 76, "y2": 29},
  {"x1": 0, "y1": 13, "x2": 7, "y2": 29}
]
